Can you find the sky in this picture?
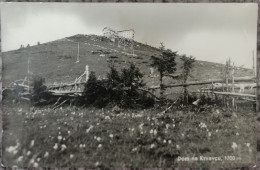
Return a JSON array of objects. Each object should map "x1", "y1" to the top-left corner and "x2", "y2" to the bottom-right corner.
[{"x1": 0, "y1": 2, "x2": 258, "y2": 68}]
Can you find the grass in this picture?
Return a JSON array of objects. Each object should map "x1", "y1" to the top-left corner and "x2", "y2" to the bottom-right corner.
[
  {"x1": 2, "y1": 101, "x2": 257, "y2": 168},
  {"x1": 2, "y1": 34, "x2": 254, "y2": 88}
]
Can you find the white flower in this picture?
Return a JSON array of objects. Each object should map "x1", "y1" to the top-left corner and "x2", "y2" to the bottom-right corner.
[
  {"x1": 33, "y1": 162, "x2": 39, "y2": 168},
  {"x1": 245, "y1": 143, "x2": 250, "y2": 147},
  {"x1": 166, "y1": 124, "x2": 170, "y2": 129},
  {"x1": 97, "y1": 137, "x2": 101, "y2": 141},
  {"x1": 53, "y1": 143, "x2": 58, "y2": 150},
  {"x1": 150, "y1": 129, "x2": 153, "y2": 134},
  {"x1": 236, "y1": 132, "x2": 239, "y2": 136},
  {"x1": 231, "y1": 142, "x2": 238, "y2": 150},
  {"x1": 26, "y1": 151, "x2": 31, "y2": 156},
  {"x1": 109, "y1": 134, "x2": 114, "y2": 138},
  {"x1": 36, "y1": 158, "x2": 41, "y2": 162},
  {"x1": 208, "y1": 132, "x2": 211, "y2": 137},
  {"x1": 176, "y1": 145, "x2": 180, "y2": 149},
  {"x1": 132, "y1": 147, "x2": 138, "y2": 152},
  {"x1": 70, "y1": 154, "x2": 74, "y2": 159},
  {"x1": 58, "y1": 136, "x2": 62, "y2": 140},
  {"x1": 44, "y1": 152, "x2": 49, "y2": 158},
  {"x1": 150, "y1": 144, "x2": 156, "y2": 149},
  {"x1": 199, "y1": 122, "x2": 207, "y2": 128},
  {"x1": 139, "y1": 123, "x2": 144, "y2": 129},
  {"x1": 17, "y1": 156, "x2": 23, "y2": 162},
  {"x1": 68, "y1": 131, "x2": 71, "y2": 134},
  {"x1": 57, "y1": 127, "x2": 61, "y2": 130},
  {"x1": 71, "y1": 112, "x2": 75, "y2": 115},
  {"x1": 61, "y1": 144, "x2": 67, "y2": 151},
  {"x1": 83, "y1": 144, "x2": 86, "y2": 148},
  {"x1": 216, "y1": 129, "x2": 219, "y2": 133},
  {"x1": 86, "y1": 125, "x2": 94, "y2": 133},
  {"x1": 153, "y1": 129, "x2": 157, "y2": 136},
  {"x1": 163, "y1": 139, "x2": 167, "y2": 143},
  {"x1": 98, "y1": 144, "x2": 102, "y2": 148},
  {"x1": 168, "y1": 140, "x2": 172, "y2": 144},
  {"x1": 95, "y1": 162, "x2": 100, "y2": 166},
  {"x1": 105, "y1": 116, "x2": 111, "y2": 120}
]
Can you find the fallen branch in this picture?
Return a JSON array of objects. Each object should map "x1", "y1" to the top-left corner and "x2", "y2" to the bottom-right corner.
[
  {"x1": 53, "y1": 99, "x2": 70, "y2": 110},
  {"x1": 52, "y1": 97, "x2": 62, "y2": 107},
  {"x1": 137, "y1": 88, "x2": 160, "y2": 101}
]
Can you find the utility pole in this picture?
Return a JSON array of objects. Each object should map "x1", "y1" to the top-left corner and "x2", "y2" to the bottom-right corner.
[
  {"x1": 75, "y1": 42, "x2": 80, "y2": 63},
  {"x1": 253, "y1": 50, "x2": 255, "y2": 76}
]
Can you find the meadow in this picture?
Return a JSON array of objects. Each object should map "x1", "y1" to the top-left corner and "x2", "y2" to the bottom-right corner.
[{"x1": 2, "y1": 101, "x2": 257, "y2": 168}]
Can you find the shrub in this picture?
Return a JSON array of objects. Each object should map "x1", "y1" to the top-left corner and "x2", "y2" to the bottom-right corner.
[
  {"x1": 83, "y1": 63, "x2": 155, "y2": 108},
  {"x1": 31, "y1": 75, "x2": 52, "y2": 106},
  {"x1": 83, "y1": 72, "x2": 109, "y2": 108}
]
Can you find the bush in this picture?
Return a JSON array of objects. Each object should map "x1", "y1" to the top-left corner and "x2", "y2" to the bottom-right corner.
[
  {"x1": 83, "y1": 72, "x2": 109, "y2": 108},
  {"x1": 31, "y1": 75, "x2": 52, "y2": 106},
  {"x1": 83, "y1": 63, "x2": 155, "y2": 108}
]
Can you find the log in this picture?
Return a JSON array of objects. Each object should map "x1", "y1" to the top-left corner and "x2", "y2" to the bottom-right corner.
[
  {"x1": 213, "y1": 91, "x2": 256, "y2": 98},
  {"x1": 148, "y1": 76, "x2": 256, "y2": 89}
]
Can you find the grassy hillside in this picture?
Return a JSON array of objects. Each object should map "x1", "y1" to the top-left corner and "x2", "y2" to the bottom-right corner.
[{"x1": 2, "y1": 34, "x2": 254, "y2": 90}]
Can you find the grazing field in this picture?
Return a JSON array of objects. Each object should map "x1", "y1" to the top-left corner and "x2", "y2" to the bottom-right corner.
[{"x1": 2, "y1": 101, "x2": 257, "y2": 168}]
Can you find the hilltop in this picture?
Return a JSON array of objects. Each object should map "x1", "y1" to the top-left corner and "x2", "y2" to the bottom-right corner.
[{"x1": 2, "y1": 34, "x2": 253, "y2": 89}]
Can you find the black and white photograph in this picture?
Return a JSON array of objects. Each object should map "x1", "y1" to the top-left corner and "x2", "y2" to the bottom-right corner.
[{"x1": 0, "y1": 2, "x2": 258, "y2": 168}]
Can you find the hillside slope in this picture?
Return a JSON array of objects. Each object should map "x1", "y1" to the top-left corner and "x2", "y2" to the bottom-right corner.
[{"x1": 2, "y1": 34, "x2": 253, "y2": 90}]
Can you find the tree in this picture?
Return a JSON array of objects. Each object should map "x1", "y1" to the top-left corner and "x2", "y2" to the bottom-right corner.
[
  {"x1": 150, "y1": 43, "x2": 177, "y2": 103},
  {"x1": 83, "y1": 71, "x2": 109, "y2": 107},
  {"x1": 180, "y1": 55, "x2": 196, "y2": 104}
]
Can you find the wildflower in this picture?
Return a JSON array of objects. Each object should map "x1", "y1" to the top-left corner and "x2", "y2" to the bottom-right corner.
[
  {"x1": 139, "y1": 123, "x2": 144, "y2": 130},
  {"x1": 176, "y1": 145, "x2": 180, "y2": 149},
  {"x1": 26, "y1": 151, "x2": 31, "y2": 156},
  {"x1": 172, "y1": 124, "x2": 175, "y2": 128},
  {"x1": 97, "y1": 137, "x2": 101, "y2": 141},
  {"x1": 153, "y1": 129, "x2": 157, "y2": 136},
  {"x1": 245, "y1": 143, "x2": 250, "y2": 147},
  {"x1": 86, "y1": 125, "x2": 93, "y2": 133},
  {"x1": 98, "y1": 144, "x2": 102, "y2": 148},
  {"x1": 216, "y1": 129, "x2": 219, "y2": 133},
  {"x1": 168, "y1": 140, "x2": 172, "y2": 144},
  {"x1": 231, "y1": 142, "x2": 238, "y2": 150},
  {"x1": 30, "y1": 140, "x2": 35, "y2": 147},
  {"x1": 236, "y1": 132, "x2": 239, "y2": 136},
  {"x1": 105, "y1": 116, "x2": 110, "y2": 120},
  {"x1": 61, "y1": 144, "x2": 67, "y2": 151},
  {"x1": 150, "y1": 129, "x2": 153, "y2": 134},
  {"x1": 70, "y1": 154, "x2": 74, "y2": 159},
  {"x1": 44, "y1": 152, "x2": 49, "y2": 158},
  {"x1": 79, "y1": 144, "x2": 83, "y2": 148},
  {"x1": 33, "y1": 162, "x2": 39, "y2": 168},
  {"x1": 29, "y1": 158, "x2": 35, "y2": 164},
  {"x1": 68, "y1": 131, "x2": 71, "y2": 134},
  {"x1": 58, "y1": 136, "x2": 62, "y2": 140},
  {"x1": 163, "y1": 139, "x2": 167, "y2": 143},
  {"x1": 208, "y1": 132, "x2": 211, "y2": 137},
  {"x1": 150, "y1": 144, "x2": 156, "y2": 149},
  {"x1": 166, "y1": 124, "x2": 170, "y2": 129},
  {"x1": 36, "y1": 158, "x2": 41, "y2": 162},
  {"x1": 17, "y1": 156, "x2": 23, "y2": 162},
  {"x1": 71, "y1": 112, "x2": 75, "y2": 115},
  {"x1": 109, "y1": 134, "x2": 113, "y2": 138},
  {"x1": 95, "y1": 162, "x2": 100, "y2": 166},
  {"x1": 83, "y1": 144, "x2": 86, "y2": 148},
  {"x1": 199, "y1": 122, "x2": 207, "y2": 128},
  {"x1": 132, "y1": 147, "x2": 138, "y2": 152},
  {"x1": 53, "y1": 143, "x2": 58, "y2": 150}
]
